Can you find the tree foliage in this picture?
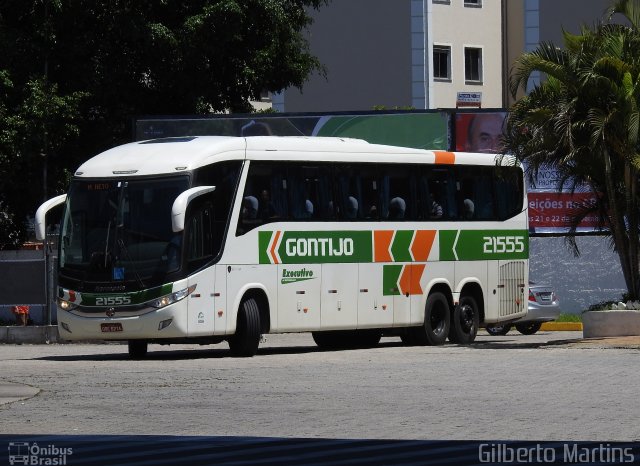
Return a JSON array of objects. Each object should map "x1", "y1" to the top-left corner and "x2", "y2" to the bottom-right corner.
[
  {"x1": 0, "y1": 0, "x2": 327, "y2": 247},
  {"x1": 504, "y1": 0, "x2": 640, "y2": 299}
]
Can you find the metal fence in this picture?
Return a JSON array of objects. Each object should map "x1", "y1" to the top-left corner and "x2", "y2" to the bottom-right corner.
[{"x1": 0, "y1": 237, "x2": 58, "y2": 325}]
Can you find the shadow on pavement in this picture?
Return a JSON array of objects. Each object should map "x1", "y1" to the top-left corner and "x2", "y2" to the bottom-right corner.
[{"x1": 28, "y1": 335, "x2": 593, "y2": 361}]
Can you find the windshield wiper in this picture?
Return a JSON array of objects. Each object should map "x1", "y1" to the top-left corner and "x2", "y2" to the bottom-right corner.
[
  {"x1": 104, "y1": 220, "x2": 112, "y2": 269},
  {"x1": 116, "y1": 237, "x2": 146, "y2": 289}
]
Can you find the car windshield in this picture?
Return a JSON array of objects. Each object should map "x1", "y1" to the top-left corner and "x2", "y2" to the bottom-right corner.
[{"x1": 59, "y1": 176, "x2": 189, "y2": 288}]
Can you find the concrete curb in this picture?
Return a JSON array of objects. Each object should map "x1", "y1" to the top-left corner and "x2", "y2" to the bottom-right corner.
[
  {"x1": 0, "y1": 326, "x2": 61, "y2": 344},
  {"x1": 540, "y1": 322, "x2": 583, "y2": 331},
  {"x1": 583, "y1": 310, "x2": 640, "y2": 338}
]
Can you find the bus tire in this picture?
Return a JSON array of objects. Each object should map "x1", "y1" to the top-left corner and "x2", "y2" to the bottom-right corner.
[
  {"x1": 448, "y1": 296, "x2": 479, "y2": 344},
  {"x1": 515, "y1": 322, "x2": 542, "y2": 335},
  {"x1": 355, "y1": 330, "x2": 382, "y2": 348},
  {"x1": 128, "y1": 340, "x2": 148, "y2": 359},
  {"x1": 412, "y1": 292, "x2": 451, "y2": 346},
  {"x1": 486, "y1": 323, "x2": 512, "y2": 336},
  {"x1": 312, "y1": 331, "x2": 342, "y2": 349},
  {"x1": 229, "y1": 297, "x2": 261, "y2": 357}
]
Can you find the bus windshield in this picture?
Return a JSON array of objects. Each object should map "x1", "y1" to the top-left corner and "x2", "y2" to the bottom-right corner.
[{"x1": 59, "y1": 176, "x2": 190, "y2": 289}]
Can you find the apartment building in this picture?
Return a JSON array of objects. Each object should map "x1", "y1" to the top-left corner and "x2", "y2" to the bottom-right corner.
[
  {"x1": 273, "y1": 0, "x2": 504, "y2": 112},
  {"x1": 505, "y1": 0, "x2": 613, "y2": 104},
  {"x1": 267, "y1": 0, "x2": 617, "y2": 113}
]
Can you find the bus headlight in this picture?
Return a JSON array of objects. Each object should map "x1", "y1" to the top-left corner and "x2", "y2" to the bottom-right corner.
[
  {"x1": 146, "y1": 285, "x2": 196, "y2": 309},
  {"x1": 58, "y1": 298, "x2": 78, "y2": 311}
]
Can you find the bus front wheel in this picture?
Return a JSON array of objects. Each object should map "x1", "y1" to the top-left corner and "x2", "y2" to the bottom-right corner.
[{"x1": 228, "y1": 297, "x2": 261, "y2": 357}]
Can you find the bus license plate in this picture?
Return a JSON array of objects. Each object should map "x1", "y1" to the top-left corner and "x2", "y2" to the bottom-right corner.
[{"x1": 101, "y1": 323, "x2": 123, "y2": 332}]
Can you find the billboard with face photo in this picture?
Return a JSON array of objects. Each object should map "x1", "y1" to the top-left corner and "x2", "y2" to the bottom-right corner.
[{"x1": 455, "y1": 112, "x2": 507, "y2": 154}]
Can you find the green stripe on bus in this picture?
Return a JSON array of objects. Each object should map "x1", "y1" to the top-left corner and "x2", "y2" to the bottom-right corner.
[
  {"x1": 259, "y1": 228, "x2": 529, "y2": 264},
  {"x1": 390, "y1": 230, "x2": 413, "y2": 262},
  {"x1": 277, "y1": 231, "x2": 373, "y2": 264},
  {"x1": 383, "y1": 265, "x2": 402, "y2": 296},
  {"x1": 75, "y1": 283, "x2": 174, "y2": 306},
  {"x1": 258, "y1": 231, "x2": 273, "y2": 264},
  {"x1": 439, "y1": 230, "x2": 529, "y2": 261}
]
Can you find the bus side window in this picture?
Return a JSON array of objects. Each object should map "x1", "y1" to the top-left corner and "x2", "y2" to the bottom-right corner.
[
  {"x1": 237, "y1": 162, "x2": 287, "y2": 234},
  {"x1": 473, "y1": 167, "x2": 495, "y2": 220},
  {"x1": 495, "y1": 167, "x2": 524, "y2": 220},
  {"x1": 424, "y1": 167, "x2": 451, "y2": 220},
  {"x1": 335, "y1": 166, "x2": 363, "y2": 221},
  {"x1": 359, "y1": 165, "x2": 380, "y2": 219},
  {"x1": 287, "y1": 164, "x2": 334, "y2": 221},
  {"x1": 380, "y1": 164, "x2": 415, "y2": 221},
  {"x1": 186, "y1": 200, "x2": 214, "y2": 272}
]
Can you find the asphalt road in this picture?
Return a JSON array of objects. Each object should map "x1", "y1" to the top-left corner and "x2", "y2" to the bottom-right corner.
[{"x1": 1, "y1": 331, "x2": 639, "y2": 441}]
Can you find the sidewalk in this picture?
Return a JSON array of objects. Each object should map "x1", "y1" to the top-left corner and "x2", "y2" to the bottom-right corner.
[
  {"x1": 0, "y1": 326, "x2": 61, "y2": 344},
  {"x1": 567, "y1": 335, "x2": 640, "y2": 349}
]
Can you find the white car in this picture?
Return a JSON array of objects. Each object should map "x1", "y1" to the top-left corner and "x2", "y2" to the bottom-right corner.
[{"x1": 486, "y1": 282, "x2": 561, "y2": 335}]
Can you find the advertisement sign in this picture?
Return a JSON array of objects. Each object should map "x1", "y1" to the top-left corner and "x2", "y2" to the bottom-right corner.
[
  {"x1": 136, "y1": 112, "x2": 448, "y2": 151},
  {"x1": 456, "y1": 92, "x2": 482, "y2": 108},
  {"x1": 136, "y1": 110, "x2": 603, "y2": 235},
  {"x1": 455, "y1": 112, "x2": 506, "y2": 153},
  {"x1": 528, "y1": 192, "x2": 601, "y2": 233}
]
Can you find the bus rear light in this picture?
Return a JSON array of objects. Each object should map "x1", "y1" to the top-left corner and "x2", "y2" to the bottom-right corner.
[{"x1": 158, "y1": 319, "x2": 173, "y2": 331}]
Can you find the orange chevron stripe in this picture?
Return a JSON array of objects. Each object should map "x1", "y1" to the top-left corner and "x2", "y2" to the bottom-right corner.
[
  {"x1": 374, "y1": 230, "x2": 394, "y2": 262},
  {"x1": 270, "y1": 230, "x2": 281, "y2": 264},
  {"x1": 399, "y1": 263, "x2": 426, "y2": 296},
  {"x1": 411, "y1": 230, "x2": 436, "y2": 261},
  {"x1": 434, "y1": 151, "x2": 455, "y2": 165}
]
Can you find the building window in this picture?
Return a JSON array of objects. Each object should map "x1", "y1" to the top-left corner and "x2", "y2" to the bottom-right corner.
[
  {"x1": 464, "y1": 0, "x2": 482, "y2": 7},
  {"x1": 464, "y1": 47, "x2": 483, "y2": 83},
  {"x1": 433, "y1": 46, "x2": 451, "y2": 81}
]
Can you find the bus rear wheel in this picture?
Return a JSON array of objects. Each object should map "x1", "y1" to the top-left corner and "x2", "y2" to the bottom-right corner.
[
  {"x1": 228, "y1": 297, "x2": 261, "y2": 357},
  {"x1": 128, "y1": 340, "x2": 148, "y2": 359},
  {"x1": 408, "y1": 292, "x2": 451, "y2": 346},
  {"x1": 448, "y1": 296, "x2": 479, "y2": 344}
]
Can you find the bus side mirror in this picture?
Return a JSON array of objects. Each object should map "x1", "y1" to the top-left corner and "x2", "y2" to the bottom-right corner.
[
  {"x1": 171, "y1": 186, "x2": 216, "y2": 233},
  {"x1": 35, "y1": 194, "x2": 67, "y2": 241}
]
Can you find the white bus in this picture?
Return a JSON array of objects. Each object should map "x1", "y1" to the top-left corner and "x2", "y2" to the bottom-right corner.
[{"x1": 36, "y1": 136, "x2": 528, "y2": 358}]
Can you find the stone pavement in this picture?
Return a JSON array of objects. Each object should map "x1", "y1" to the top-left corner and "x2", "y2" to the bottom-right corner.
[
  {"x1": 567, "y1": 335, "x2": 640, "y2": 349},
  {"x1": 0, "y1": 381, "x2": 39, "y2": 405}
]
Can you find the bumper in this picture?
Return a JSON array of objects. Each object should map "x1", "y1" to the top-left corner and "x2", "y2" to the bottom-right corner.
[
  {"x1": 517, "y1": 302, "x2": 562, "y2": 323},
  {"x1": 57, "y1": 300, "x2": 189, "y2": 340}
]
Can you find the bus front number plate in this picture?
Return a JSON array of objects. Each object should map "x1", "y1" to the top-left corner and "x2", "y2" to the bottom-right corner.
[{"x1": 101, "y1": 323, "x2": 123, "y2": 333}]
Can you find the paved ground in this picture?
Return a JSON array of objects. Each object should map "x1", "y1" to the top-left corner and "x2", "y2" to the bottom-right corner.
[{"x1": 1, "y1": 331, "x2": 639, "y2": 441}]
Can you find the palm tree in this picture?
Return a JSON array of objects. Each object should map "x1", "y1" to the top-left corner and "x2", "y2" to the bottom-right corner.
[{"x1": 504, "y1": 2, "x2": 640, "y2": 299}]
